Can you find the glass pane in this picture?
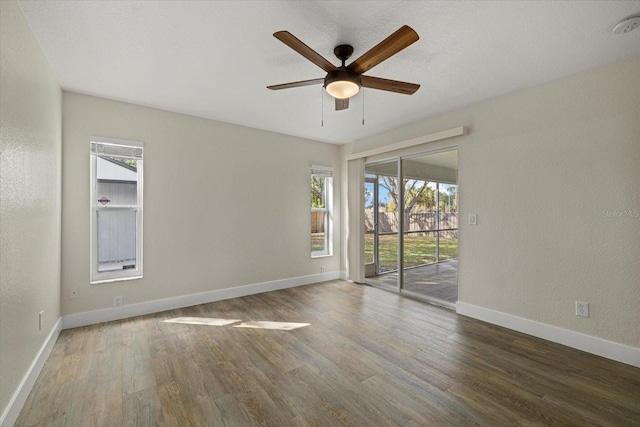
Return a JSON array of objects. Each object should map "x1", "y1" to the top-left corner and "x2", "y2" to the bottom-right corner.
[
  {"x1": 364, "y1": 233, "x2": 374, "y2": 264},
  {"x1": 377, "y1": 165, "x2": 399, "y2": 276},
  {"x1": 311, "y1": 211, "x2": 326, "y2": 253},
  {"x1": 96, "y1": 156, "x2": 138, "y2": 206},
  {"x1": 439, "y1": 183, "x2": 458, "y2": 229},
  {"x1": 438, "y1": 229, "x2": 459, "y2": 261},
  {"x1": 377, "y1": 177, "x2": 399, "y2": 234},
  {"x1": 97, "y1": 209, "x2": 137, "y2": 272},
  {"x1": 364, "y1": 179, "x2": 376, "y2": 265},
  {"x1": 364, "y1": 161, "x2": 399, "y2": 285},
  {"x1": 377, "y1": 233, "x2": 398, "y2": 273},
  {"x1": 403, "y1": 231, "x2": 437, "y2": 269},
  {"x1": 364, "y1": 180, "x2": 378, "y2": 268},
  {"x1": 404, "y1": 179, "x2": 437, "y2": 232},
  {"x1": 400, "y1": 150, "x2": 458, "y2": 304},
  {"x1": 364, "y1": 181, "x2": 374, "y2": 232},
  {"x1": 419, "y1": 182, "x2": 438, "y2": 230},
  {"x1": 311, "y1": 176, "x2": 326, "y2": 209}
]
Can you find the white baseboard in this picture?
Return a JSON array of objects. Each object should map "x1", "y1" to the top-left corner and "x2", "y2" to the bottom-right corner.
[
  {"x1": 0, "y1": 318, "x2": 62, "y2": 427},
  {"x1": 62, "y1": 271, "x2": 341, "y2": 330},
  {"x1": 456, "y1": 302, "x2": 640, "y2": 368}
]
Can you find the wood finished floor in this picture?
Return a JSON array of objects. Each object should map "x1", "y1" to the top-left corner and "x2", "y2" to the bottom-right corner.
[{"x1": 17, "y1": 280, "x2": 640, "y2": 426}]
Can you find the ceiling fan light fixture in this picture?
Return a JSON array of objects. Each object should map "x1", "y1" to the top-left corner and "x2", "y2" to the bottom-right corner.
[
  {"x1": 326, "y1": 80, "x2": 360, "y2": 99},
  {"x1": 325, "y1": 69, "x2": 361, "y2": 99}
]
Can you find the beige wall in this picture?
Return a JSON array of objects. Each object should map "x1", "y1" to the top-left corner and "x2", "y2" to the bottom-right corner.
[
  {"x1": 342, "y1": 55, "x2": 640, "y2": 348},
  {"x1": 0, "y1": 0, "x2": 62, "y2": 417},
  {"x1": 62, "y1": 93, "x2": 340, "y2": 315}
]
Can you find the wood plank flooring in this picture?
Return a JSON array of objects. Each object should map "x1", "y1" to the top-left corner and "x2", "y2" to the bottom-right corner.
[{"x1": 16, "y1": 280, "x2": 640, "y2": 426}]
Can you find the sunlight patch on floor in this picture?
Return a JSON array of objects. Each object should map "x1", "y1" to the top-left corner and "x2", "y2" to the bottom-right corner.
[
  {"x1": 163, "y1": 317, "x2": 241, "y2": 326},
  {"x1": 233, "y1": 321, "x2": 310, "y2": 330},
  {"x1": 163, "y1": 317, "x2": 310, "y2": 330}
]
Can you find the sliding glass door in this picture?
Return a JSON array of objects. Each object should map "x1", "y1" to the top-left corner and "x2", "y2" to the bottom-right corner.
[{"x1": 364, "y1": 150, "x2": 459, "y2": 306}]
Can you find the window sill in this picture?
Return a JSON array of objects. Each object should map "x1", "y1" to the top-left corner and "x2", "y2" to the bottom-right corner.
[
  {"x1": 311, "y1": 253, "x2": 333, "y2": 259},
  {"x1": 91, "y1": 274, "x2": 143, "y2": 285}
]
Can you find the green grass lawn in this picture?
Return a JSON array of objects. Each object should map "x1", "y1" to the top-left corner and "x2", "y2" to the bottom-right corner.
[
  {"x1": 312, "y1": 233, "x2": 326, "y2": 252},
  {"x1": 365, "y1": 234, "x2": 458, "y2": 272}
]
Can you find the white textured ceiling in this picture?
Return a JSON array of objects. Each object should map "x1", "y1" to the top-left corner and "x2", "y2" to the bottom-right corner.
[{"x1": 17, "y1": 1, "x2": 640, "y2": 144}]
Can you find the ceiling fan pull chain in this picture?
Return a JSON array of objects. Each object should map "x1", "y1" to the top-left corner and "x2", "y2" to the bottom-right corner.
[
  {"x1": 321, "y1": 85, "x2": 324, "y2": 127},
  {"x1": 362, "y1": 87, "x2": 365, "y2": 126}
]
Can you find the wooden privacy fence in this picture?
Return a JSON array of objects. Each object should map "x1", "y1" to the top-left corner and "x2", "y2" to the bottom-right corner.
[
  {"x1": 365, "y1": 211, "x2": 458, "y2": 233},
  {"x1": 313, "y1": 211, "x2": 459, "y2": 234},
  {"x1": 311, "y1": 211, "x2": 325, "y2": 233}
]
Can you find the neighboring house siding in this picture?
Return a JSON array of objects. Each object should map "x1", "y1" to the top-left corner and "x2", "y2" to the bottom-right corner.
[{"x1": 96, "y1": 157, "x2": 137, "y2": 266}]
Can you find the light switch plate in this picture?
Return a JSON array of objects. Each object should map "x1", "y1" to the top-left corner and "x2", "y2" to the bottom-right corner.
[{"x1": 469, "y1": 214, "x2": 477, "y2": 225}]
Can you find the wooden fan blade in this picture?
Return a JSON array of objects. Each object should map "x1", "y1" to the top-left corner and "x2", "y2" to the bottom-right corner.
[
  {"x1": 361, "y1": 75, "x2": 420, "y2": 95},
  {"x1": 267, "y1": 78, "x2": 324, "y2": 90},
  {"x1": 335, "y1": 98, "x2": 349, "y2": 111},
  {"x1": 274, "y1": 31, "x2": 337, "y2": 73},
  {"x1": 347, "y1": 25, "x2": 419, "y2": 75}
]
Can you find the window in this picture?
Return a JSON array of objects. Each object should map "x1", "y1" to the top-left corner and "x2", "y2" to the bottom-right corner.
[
  {"x1": 90, "y1": 138, "x2": 143, "y2": 283},
  {"x1": 311, "y1": 165, "x2": 333, "y2": 257}
]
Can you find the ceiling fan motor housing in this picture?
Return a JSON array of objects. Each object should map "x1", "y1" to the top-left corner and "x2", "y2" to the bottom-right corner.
[{"x1": 324, "y1": 44, "x2": 360, "y2": 99}]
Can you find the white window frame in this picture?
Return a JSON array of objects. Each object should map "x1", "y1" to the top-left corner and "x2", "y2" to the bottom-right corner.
[
  {"x1": 311, "y1": 165, "x2": 333, "y2": 258},
  {"x1": 90, "y1": 137, "x2": 144, "y2": 284}
]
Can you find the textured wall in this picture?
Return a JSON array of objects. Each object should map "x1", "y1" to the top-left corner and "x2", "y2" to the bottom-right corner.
[
  {"x1": 61, "y1": 93, "x2": 340, "y2": 315},
  {"x1": 343, "y1": 55, "x2": 640, "y2": 348},
  {"x1": 0, "y1": 0, "x2": 62, "y2": 418}
]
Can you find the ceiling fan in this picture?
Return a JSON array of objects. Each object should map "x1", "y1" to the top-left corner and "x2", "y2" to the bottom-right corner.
[{"x1": 267, "y1": 25, "x2": 420, "y2": 111}]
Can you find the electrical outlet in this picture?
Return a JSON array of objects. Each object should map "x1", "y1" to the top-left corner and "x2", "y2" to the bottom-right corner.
[
  {"x1": 70, "y1": 287, "x2": 79, "y2": 299},
  {"x1": 113, "y1": 296, "x2": 123, "y2": 307},
  {"x1": 321, "y1": 266, "x2": 326, "y2": 273},
  {"x1": 39, "y1": 311, "x2": 44, "y2": 331},
  {"x1": 576, "y1": 301, "x2": 589, "y2": 318}
]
